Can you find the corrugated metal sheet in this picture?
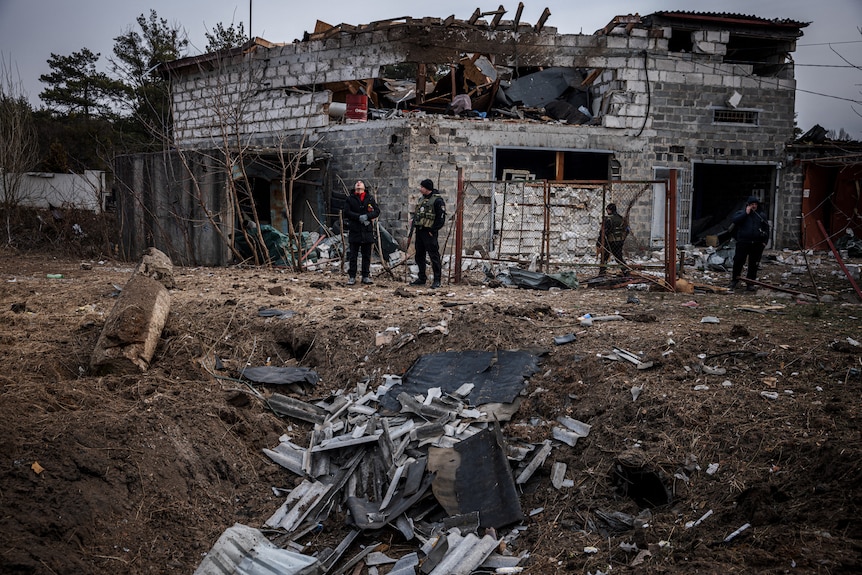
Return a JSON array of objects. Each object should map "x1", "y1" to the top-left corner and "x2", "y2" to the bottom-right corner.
[
  {"x1": 648, "y1": 11, "x2": 809, "y2": 29},
  {"x1": 193, "y1": 523, "x2": 322, "y2": 575}
]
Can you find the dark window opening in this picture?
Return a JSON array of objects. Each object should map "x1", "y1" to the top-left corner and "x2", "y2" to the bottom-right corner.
[
  {"x1": 667, "y1": 28, "x2": 694, "y2": 52},
  {"x1": 713, "y1": 108, "x2": 759, "y2": 125},
  {"x1": 495, "y1": 149, "x2": 611, "y2": 181},
  {"x1": 725, "y1": 35, "x2": 792, "y2": 78}
]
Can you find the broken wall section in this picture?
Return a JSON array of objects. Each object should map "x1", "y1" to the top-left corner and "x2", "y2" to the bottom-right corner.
[{"x1": 167, "y1": 17, "x2": 667, "y2": 149}]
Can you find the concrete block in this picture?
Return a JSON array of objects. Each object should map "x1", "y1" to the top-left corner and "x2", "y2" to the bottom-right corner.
[
  {"x1": 703, "y1": 74, "x2": 723, "y2": 86},
  {"x1": 627, "y1": 37, "x2": 649, "y2": 50},
  {"x1": 603, "y1": 115, "x2": 626, "y2": 129},
  {"x1": 605, "y1": 36, "x2": 628, "y2": 49}
]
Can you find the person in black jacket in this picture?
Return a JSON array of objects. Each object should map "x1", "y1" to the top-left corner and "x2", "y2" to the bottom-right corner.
[
  {"x1": 344, "y1": 180, "x2": 380, "y2": 285},
  {"x1": 410, "y1": 179, "x2": 446, "y2": 288},
  {"x1": 729, "y1": 195, "x2": 770, "y2": 292}
]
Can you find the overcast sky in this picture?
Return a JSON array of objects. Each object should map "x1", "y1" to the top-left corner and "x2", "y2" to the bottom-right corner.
[{"x1": 1, "y1": 0, "x2": 861, "y2": 137}]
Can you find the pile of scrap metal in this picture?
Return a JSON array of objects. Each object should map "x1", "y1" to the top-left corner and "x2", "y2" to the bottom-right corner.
[{"x1": 195, "y1": 350, "x2": 593, "y2": 575}]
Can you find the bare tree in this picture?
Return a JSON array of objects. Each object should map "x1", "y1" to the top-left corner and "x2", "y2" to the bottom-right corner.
[
  {"x1": 170, "y1": 43, "x2": 326, "y2": 269},
  {"x1": 0, "y1": 57, "x2": 40, "y2": 246}
]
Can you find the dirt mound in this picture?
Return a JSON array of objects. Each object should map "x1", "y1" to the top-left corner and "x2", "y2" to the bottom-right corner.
[{"x1": 1, "y1": 249, "x2": 860, "y2": 574}]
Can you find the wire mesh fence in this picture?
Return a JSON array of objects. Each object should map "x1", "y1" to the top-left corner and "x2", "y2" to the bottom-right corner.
[{"x1": 457, "y1": 179, "x2": 661, "y2": 274}]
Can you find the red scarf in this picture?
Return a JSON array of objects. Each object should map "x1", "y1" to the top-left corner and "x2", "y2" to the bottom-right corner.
[{"x1": 355, "y1": 190, "x2": 366, "y2": 202}]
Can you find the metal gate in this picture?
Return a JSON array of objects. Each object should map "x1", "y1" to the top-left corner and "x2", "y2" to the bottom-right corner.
[{"x1": 456, "y1": 179, "x2": 662, "y2": 273}]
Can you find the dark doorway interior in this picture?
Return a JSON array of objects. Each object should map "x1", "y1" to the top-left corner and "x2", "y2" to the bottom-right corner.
[
  {"x1": 495, "y1": 149, "x2": 611, "y2": 181},
  {"x1": 236, "y1": 176, "x2": 273, "y2": 226},
  {"x1": 691, "y1": 163, "x2": 774, "y2": 245}
]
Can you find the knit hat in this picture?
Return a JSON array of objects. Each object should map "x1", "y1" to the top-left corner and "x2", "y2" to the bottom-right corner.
[{"x1": 420, "y1": 179, "x2": 434, "y2": 191}]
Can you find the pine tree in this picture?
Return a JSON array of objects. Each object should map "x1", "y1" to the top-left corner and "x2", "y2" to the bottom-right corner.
[{"x1": 39, "y1": 48, "x2": 122, "y2": 119}]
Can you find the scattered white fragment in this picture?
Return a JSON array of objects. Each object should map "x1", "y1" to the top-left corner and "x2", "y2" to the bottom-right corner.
[
  {"x1": 760, "y1": 391, "x2": 779, "y2": 400},
  {"x1": 706, "y1": 463, "x2": 719, "y2": 475},
  {"x1": 724, "y1": 523, "x2": 751, "y2": 542},
  {"x1": 583, "y1": 546, "x2": 599, "y2": 554}
]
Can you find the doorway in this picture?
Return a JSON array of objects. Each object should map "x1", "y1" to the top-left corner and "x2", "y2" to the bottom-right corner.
[{"x1": 689, "y1": 163, "x2": 776, "y2": 246}]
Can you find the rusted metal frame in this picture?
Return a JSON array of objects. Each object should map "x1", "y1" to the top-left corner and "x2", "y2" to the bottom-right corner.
[
  {"x1": 666, "y1": 170, "x2": 678, "y2": 291},
  {"x1": 496, "y1": 181, "x2": 510, "y2": 257},
  {"x1": 541, "y1": 180, "x2": 551, "y2": 273},
  {"x1": 454, "y1": 167, "x2": 465, "y2": 284},
  {"x1": 816, "y1": 220, "x2": 862, "y2": 301},
  {"x1": 740, "y1": 277, "x2": 817, "y2": 297}
]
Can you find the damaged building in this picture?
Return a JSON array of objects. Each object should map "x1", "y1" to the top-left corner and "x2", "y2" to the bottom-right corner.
[
  {"x1": 116, "y1": 7, "x2": 810, "y2": 266},
  {"x1": 788, "y1": 125, "x2": 862, "y2": 253}
]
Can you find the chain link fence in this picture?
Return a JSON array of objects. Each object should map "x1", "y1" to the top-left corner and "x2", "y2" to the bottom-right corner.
[{"x1": 456, "y1": 179, "x2": 662, "y2": 275}]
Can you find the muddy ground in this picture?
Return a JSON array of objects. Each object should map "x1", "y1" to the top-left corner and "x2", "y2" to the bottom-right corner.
[{"x1": 1, "y1": 246, "x2": 860, "y2": 575}]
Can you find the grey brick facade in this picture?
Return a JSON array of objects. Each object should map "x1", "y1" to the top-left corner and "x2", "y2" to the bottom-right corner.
[{"x1": 162, "y1": 10, "x2": 808, "y2": 249}]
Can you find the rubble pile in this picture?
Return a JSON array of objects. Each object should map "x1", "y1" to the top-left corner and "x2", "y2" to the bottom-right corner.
[{"x1": 196, "y1": 351, "x2": 599, "y2": 575}]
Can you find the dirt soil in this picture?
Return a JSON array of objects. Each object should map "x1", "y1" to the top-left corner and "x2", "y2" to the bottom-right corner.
[{"x1": 1, "y1": 247, "x2": 861, "y2": 575}]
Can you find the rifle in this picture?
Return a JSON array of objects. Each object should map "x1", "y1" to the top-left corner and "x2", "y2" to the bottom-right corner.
[
  {"x1": 405, "y1": 220, "x2": 415, "y2": 253},
  {"x1": 402, "y1": 221, "x2": 415, "y2": 281}
]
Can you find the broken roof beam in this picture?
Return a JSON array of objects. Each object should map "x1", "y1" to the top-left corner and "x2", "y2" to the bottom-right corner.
[
  {"x1": 535, "y1": 8, "x2": 551, "y2": 32},
  {"x1": 489, "y1": 5, "x2": 506, "y2": 29},
  {"x1": 513, "y1": 2, "x2": 524, "y2": 28}
]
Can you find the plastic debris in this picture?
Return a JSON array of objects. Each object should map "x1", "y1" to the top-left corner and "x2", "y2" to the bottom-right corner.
[
  {"x1": 553, "y1": 333, "x2": 576, "y2": 345},
  {"x1": 723, "y1": 523, "x2": 751, "y2": 542},
  {"x1": 685, "y1": 509, "x2": 713, "y2": 529}
]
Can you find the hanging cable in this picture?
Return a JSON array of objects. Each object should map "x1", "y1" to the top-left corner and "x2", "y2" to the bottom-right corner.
[{"x1": 635, "y1": 50, "x2": 650, "y2": 138}]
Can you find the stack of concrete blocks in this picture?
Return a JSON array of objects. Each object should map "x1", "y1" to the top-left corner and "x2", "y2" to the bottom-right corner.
[
  {"x1": 494, "y1": 182, "x2": 543, "y2": 260},
  {"x1": 547, "y1": 185, "x2": 603, "y2": 264}
]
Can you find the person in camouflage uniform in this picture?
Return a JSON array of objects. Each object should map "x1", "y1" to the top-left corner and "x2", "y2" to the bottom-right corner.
[
  {"x1": 596, "y1": 203, "x2": 629, "y2": 276},
  {"x1": 410, "y1": 179, "x2": 446, "y2": 288}
]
